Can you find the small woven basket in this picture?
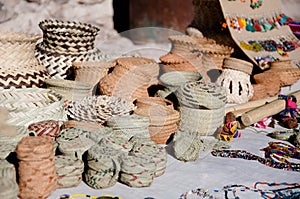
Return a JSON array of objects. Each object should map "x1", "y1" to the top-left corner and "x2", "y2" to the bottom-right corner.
[
  {"x1": 44, "y1": 79, "x2": 92, "y2": 101},
  {"x1": 39, "y1": 19, "x2": 99, "y2": 54},
  {"x1": 72, "y1": 61, "x2": 112, "y2": 94},
  {"x1": 0, "y1": 31, "x2": 42, "y2": 67},
  {"x1": 179, "y1": 105, "x2": 225, "y2": 136}
]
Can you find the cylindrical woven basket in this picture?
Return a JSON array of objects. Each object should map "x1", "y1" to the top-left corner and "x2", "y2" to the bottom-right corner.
[
  {"x1": 39, "y1": 19, "x2": 99, "y2": 54},
  {"x1": 72, "y1": 61, "x2": 112, "y2": 94},
  {"x1": 0, "y1": 31, "x2": 41, "y2": 67},
  {"x1": 179, "y1": 105, "x2": 225, "y2": 136},
  {"x1": 44, "y1": 79, "x2": 92, "y2": 101},
  {"x1": 35, "y1": 44, "x2": 104, "y2": 79}
]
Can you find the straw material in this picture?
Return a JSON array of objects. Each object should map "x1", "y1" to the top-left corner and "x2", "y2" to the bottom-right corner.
[
  {"x1": 216, "y1": 68, "x2": 254, "y2": 104},
  {"x1": 251, "y1": 83, "x2": 281, "y2": 101},
  {"x1": 159, "y1": 53, "x2": 187, "y2": 64},
  {"x1": 0, "y1": 159, "x2": 16, "y2": 181},
  {"x1": 175, "y1": 81, "x2": 226, "y2": 110},
  {"x1": 179, "y1": 106, "x2": 225, "y2": 136},
  {"x1": 254, "y1": 68, "x2": 300, "y2": 87},
  {"x1": 66, "y1": 95, "x2": 135, "y2": 124},
  {"x1": 159, "y1": 71, "x2": 203, "y2": 93},
  {"x1": 0, "y1": 88, "x2": 65, "y2": 127},
  {"x1": 0, "y1": 67, "x2": 49, "y2": 89},
  {"x1": 134, "y1": 97, "x2": 174, "y2": 108},
  {"x1": 35, "y1": 44, "x2": 104, "y2": 79},
  {"x1": 0, "y1": 177, "x2": 19, "y2": 199},
  {"x1": 45, "y1": 79, "x2": 92, "y2": 101},
  {"x1": 39, "y1": 19, "x2": 99, "y2": 53},
  {"x1": 16, "y1": 136, "x2": 57, "y2": 199},
  {"x1": 73, "y1": 61, "x2": 112, "y2": 88},
  {"x1": 134, "y1": 103, "x2": 180, "y2": 144},
  {"x1": 270, "y1": 60, "x2": 293, "y2": 69},
  {"x1": 98, "y1": 58, "x2": 159, "y2": 102},
  {"x1": 0, "y1": 31, "x2": 42, "y2": 67},
  {"x1": 222, "y1": 57, "x2": 253, "y2": 75}
]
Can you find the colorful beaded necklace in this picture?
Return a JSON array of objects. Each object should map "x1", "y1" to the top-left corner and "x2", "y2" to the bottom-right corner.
[{"x1": 211, "y1": 142, "x2": 300, "y2": 172}]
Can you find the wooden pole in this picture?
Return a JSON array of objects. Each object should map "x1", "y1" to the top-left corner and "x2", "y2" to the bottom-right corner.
[{"x1": 240, "y1": 90, "x2": 300, "y2": 126}]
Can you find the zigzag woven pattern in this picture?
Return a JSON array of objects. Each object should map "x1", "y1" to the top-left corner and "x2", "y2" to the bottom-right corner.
[
  {"x1": 0, "y1": 68, "x2": 49, "y2": 89},
  {"x1": 39, "y1": 19, "x2": 99, "y2": 54},
  {"x1": 35, "y1": 46, "x2": 104, "y2": 79}
]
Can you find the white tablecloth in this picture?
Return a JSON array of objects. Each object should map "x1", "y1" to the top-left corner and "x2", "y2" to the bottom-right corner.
[{"x1": 48, "y1": 79, "x2": 300, "y2": 199}]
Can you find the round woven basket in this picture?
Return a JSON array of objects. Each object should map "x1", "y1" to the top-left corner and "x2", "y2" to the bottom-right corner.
[
  {"x1": 216, "y1": 68, "x2": 253, "y2": 104},
  {"x1": 270, "y1": 60, "x2": 293, "y2": 69},
  {"x1": 160, "y1": 62, "x2": 199, "y2": 74},
  {"x1": 179, "y1": 105, "x2": 225, "y2": 136},
  {"x1": 44, "y1": 79, "x2": 92, "y2": 101},
  {"x1": 0, "y1": 31, "x2": 41, "y2": 67},
  {"x1": 35, "y1": 45, "x2": 104, "y2": 79},
  {"x1": 175, "y1": 80, "x2": 226, "y2": 110},
  {"x1": 159, "y1": 71, "x2": 203, "y2": 93},
  {"x1": 72, "y1": 61, "x2": 112, "y2": 93},
  {"x1": 39, "y1": 19, "x2": 99, "y2": 54},
  {"x1": 159, "y1": 52, "x2": 187, "y2": 64},
  {"x1": 0, "y1": 88, "x2": 65, "y2": 127}
]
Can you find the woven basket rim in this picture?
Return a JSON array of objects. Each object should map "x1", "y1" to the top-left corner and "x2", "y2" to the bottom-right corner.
[
  {"x1": 39, "y1": 19, "x2": 100, "y2": 36},
  {"x1": 0, "y1": 31, "x2": 41, "y2": 43},
  {"x1": 159, "y1": 71, "x2": 203, "y2": 88},
  {"x1": 45, "y1": 79, "x2": 92, "y2": 90}
]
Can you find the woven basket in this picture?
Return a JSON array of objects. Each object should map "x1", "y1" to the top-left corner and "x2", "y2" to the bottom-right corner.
[
  {"x1": 73, "y1": 61, "x2": 111, "y2": 84},
  {"x1": 179, "y1": 106, "x2": 225, "y2": 136},
  {"x1": 44, "y1": 79, "x2": 92, "y2": 101},
  {"x1": 66, "y1": 95, "x2": 135, "y2": 124},
  {"x1": 270, "y1": 60, "x2": 293, "y2": 69},
  {"x1": 216, "y1": 68, "x2": 254, "y2": 104},
  {"x1": 160, "y1": 62, "x2": 199, "y2": 74},
  {"x1": 251, "y1": 83, "x2": 281, "y2": 101},
  {"x1": 39, "y1": 19, "x2": 99, "y2": 54},
  {"x1": 222, "y1": 57, "x2": 253, "y2": 75},
  {"x1": 134, "y1": 105, "x2": 180, "y2": 144},
  {"x1": 0, "y1": 88, "x2": 65, "y2": 127},
  {"x1": 159, "y1": 71, "x2": 203, "y2": 93},
  {"x1": 175, "y1": 80, "x2": 227, "y2": 110},
  {"x1": 35, "y1": 44, "x2": 104, "y2": 79},
  {"x1": 0, "y1": 31, "x2": 41, "y2": 67},
  {"x1": 0, "y1": 67, "x2": 49, "y2": 89},
  {"x1": 254, "y1": 68, "x2": 300, "y2": 87}
]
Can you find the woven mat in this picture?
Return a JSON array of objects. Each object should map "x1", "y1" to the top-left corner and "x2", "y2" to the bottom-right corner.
[{"x1": 219, "y1": 0, "x2": 300, "y2": 69}]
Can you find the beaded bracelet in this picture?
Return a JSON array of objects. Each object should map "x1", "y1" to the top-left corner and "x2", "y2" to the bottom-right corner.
[
  {"x1": 211, "y1": 142, "x2": 300, "y2": 172},
  {"x1": 60, "y1": 194, "x2": 122, "y2": 199}
]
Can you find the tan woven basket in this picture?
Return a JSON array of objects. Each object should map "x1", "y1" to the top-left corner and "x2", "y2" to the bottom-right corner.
[
  {"x1": 72, "y1": 61, "x2": 112, "y2": 92},
  {"x1": 45, "y1": 79, "x2": 92, "y2": 101},
  {"x1": 134, "y1": 97, "x2": 174, "y2": 108},
  {"x1": 0, "y1": 31, "x2": 41, "y2": 67},
  {"x1": 179, "y1": 105, "x2": 225, "y2": 136},
  {"x1": 0, "y1": 88, "x2": 65, "y2": 127},
  {"x1": 222, "y1": 57, "x2": 253, "y2": 75},
  {"x1": 159, "y1": 71, "x2": 203, "y2": 93}
]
